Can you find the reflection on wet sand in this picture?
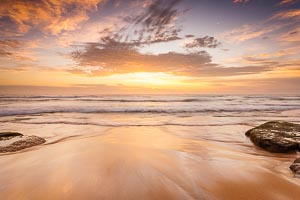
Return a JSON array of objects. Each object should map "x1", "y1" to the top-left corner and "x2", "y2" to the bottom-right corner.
[{"x1": 0, "y1": 126, "x2": 299, "y2": 200}]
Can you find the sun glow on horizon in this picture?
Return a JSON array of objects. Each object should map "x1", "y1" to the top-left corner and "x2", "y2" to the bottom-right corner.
[
  {"x1": 0, "y1": 0, "x2": 299, "y2": 94},
  {"x1": 108, "y1": 72, "x2": 189, "y2": 87}
]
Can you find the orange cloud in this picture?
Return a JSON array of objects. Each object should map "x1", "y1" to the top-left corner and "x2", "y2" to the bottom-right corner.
[
  {"x1": 279, "y1": 0, "x2": 298, "y2": 5},
  {"x1": 219, "y1": 24, "x2": 281, "y2": 43},
  {"x1": 0, "y1": 39, "x2": 42, "y2": 62},
  {"x1": 0, "y1": 40, "x2": 22, "y2": 57},
  {"x1": 0, "y1": 0, "x2": 106, "y2": 36},
  {"x1": 271, "y1": 9, "x2": 300, "y2": 20},
  {"x1": 243, "y1": 52, "x2": 287, "y2": 62},
  {"x1": 69, "y1": 39, "x2": 276, "y2": 77}
]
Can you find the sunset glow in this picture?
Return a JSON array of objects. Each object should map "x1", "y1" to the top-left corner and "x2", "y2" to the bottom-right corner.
[
  {"x1": 1, "y1": 1, "x2": 300, "y2": 199},
  {"x1": 0, "y1": 0, "x2": 299, "y2": 94}
]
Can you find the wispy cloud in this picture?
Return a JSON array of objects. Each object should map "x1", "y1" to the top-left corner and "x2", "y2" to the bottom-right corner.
[
  {"x1": 0, "y1": 40, "x2": 22, "y2": 57},
  {"x1": 278, "y1": 27, "x2": 300, "y2": 42},
  {"x1": 219, "y1": 24, "x2": 281, "y2": 43},
  {"x1": 278, "y1": 0, "x2": 298, "y2": 5},
  {"x1": 220, "y1": 8, "x2": 300, "y2": 43},
  {"x1": 106, "y1": 0, "x2": 184, "y2": 46},
  {"x1": 271, "y1": 8, "x2": 300, "y2": 20},
  {"x1": 0, "y1": 0, "x2": 106, "y2": 36},
  {"x1": 232, "y1": 0, "x2": 298, "y2": 5},
  {"x1": 232, "y1": 0, "x2": 250, "y2": 3},
  {"x1": 243, "y1": 52, "x2": 287, "y2": 62},
  {"x1": 184, "y1": 36, "x2": 221, "y2": 49}
]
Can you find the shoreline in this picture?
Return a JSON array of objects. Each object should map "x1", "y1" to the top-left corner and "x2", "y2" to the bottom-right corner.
[{"x1": 0, "y1": 126, "x2": 299, "y2": 199}]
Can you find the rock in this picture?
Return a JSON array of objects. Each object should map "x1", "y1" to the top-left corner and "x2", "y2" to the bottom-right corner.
[
  {"x1": 290, "y1": 158, "x2": 300, "y2": 178},
  {"x1": 0, "y1": 132, "x2": 23, "y2": 141},
  {"x1": 245, "y1": 121, "x2": 300, "y2": 153},
  {"x1": 0, "y1": 132, "x2": 46, "y2": 153}
]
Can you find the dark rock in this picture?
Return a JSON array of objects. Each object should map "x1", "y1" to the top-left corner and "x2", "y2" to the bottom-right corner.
[
  {"x1": 0, "y1": 132, "x2": 23, "y2": 141},
  {"x1": 0, "y1": 135, "x2": 46, "y2": 153},
  {"x1": 290, "y1": 158, "x2": 300, "y2": 178},
  {"x1": 245, "y1": 121, "x2": 300, "y2": 153}
]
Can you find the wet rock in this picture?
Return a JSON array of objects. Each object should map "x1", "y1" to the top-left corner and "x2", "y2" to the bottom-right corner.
[
  {"x1": 0, "y1": 132, "x2": 23, "y2": 141},
  {"x1": 290, "y1": 158, "x2": 300, "y2": 178},
  {"x1": 0, "y1": 133, "x2": 46, "y2": 153},
  {"x1": 245, "y1": 121, "x2": 300, "y2": 153}
]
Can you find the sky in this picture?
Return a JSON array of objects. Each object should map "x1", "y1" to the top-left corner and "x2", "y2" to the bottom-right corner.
[{"x1": 0, "y1": 0, "x2": 299, "y2": 95}]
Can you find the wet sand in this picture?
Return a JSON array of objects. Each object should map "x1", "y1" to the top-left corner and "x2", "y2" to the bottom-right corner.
[{"x1": 0, "y1": 126, "x2": 300, "y2": 200}]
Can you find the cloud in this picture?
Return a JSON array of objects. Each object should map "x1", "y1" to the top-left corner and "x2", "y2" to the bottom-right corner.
[
  {"x1": 0, "y1": 40, "x2": 21, "y2": 48},
  {"x1": 68, "y1": 0, "x2": 276, "y2": 78},
  {"x1": 70, "y1": 40, "x2": 212, "y2": 75},
  {"x1": 219, "y1": 9, "x2": 300, "y2": 43},
  {"x1": 70, "y1": 37, "x2": 275, "y2": 77},
  {"x1": 278, "y1": 27, "x2": 300, "y2": 42},
  {"x1": 131, "y1": 0, "x2": 182, "y2": 29},
  {"x1": 184, "y1": 36, "x2": 221, "y2": 49},
  {"x1": 104, "y1": 0, "x2": 184, "y2": 46},
  {"x1": 0, "y1": 50, "x2": 13, "y2": 57},
  {"x1": 241, "y1": 48, "x2": 300, "y2": 62},
  {"x1": 219, "y1": 24, "x2": 282, "y2": 43},
  {"x1": 232, "y1": 0, "x2": 250, "y2": 3},
  {"x1": 65, "y1": 0, "x2": 186, "y2": 59},
  {"x1": 102, "y1": 26, "x2": 182, "y2": 46},
  {"x1": 232, "y1": 0, "x2": 298, "y2": 5},
  {"x1": 278, "y1": 0, "x2": 298, "y2": 5},
  {"x1": 271, "y1": 9, "x2": 300, "y2": 20},
  {"x1": 185, "y1": 35, "x2": 195, "y2": 38},
  {"x1": 0, "y1": 39, "x2": 40, "y2": 62},
  {"x1": 0, "y1": 40, "x2": 22, "y2": 57},
  {"x1": 0, "y1": 0, "x2": 105, "y2": 36}
]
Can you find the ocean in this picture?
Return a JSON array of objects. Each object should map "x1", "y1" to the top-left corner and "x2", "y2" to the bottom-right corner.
[
  {"x1": 0, "y1": 95, "x2": 300, "y2": 199},
  {"x1": 1, "y1": 94, "x2": 300, "y2": 121}
]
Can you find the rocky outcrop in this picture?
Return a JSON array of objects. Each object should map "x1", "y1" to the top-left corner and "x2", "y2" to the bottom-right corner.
[
  {"x1": 290, "y1": 158, "x2": 300, "y2": 178},
  {"x1": 245, "y1": 121, "x2": 300, "y2": 153},
  {"x1": 0, "y1": 132, "x2": 46, "y2": 153},
  {"x1": 246, "y1": 121, "x2": 300, "y2": 178},
  {"x1": 0, "y1": 132, "x2": 23, "y2": 141}
]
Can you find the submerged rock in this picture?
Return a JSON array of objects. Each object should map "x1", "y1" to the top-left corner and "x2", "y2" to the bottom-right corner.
[
  {"x1": 290, "y1": 158, "x2": 300, "y2": 178},
  {"x1": 0, "y1": 132, "x2": 46, "y2": 153},
  {"x1": 245, "y1": 121, "x2": 300, "y2": 153}
]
